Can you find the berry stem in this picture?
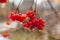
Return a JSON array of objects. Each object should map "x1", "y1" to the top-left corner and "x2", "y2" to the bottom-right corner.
[
  {"x1": 15, "y1": 0, "x2": 22, "y2": 13},
  {"x1": 34, "y1": 0, "x2": 40, "y2": 18}
]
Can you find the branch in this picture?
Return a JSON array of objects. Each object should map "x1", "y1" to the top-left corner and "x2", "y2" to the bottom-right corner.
[{"x1": 47, "y1": 0, "x2": 60, "y2": 20}]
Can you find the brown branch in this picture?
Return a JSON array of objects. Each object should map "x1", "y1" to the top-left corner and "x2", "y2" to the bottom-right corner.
[
  {"x1": 34, "y1": 0, "x2": 40, "y2": 18},
  {"x1": 47, "y1": 0, "x2": 60, "y2": 21}
]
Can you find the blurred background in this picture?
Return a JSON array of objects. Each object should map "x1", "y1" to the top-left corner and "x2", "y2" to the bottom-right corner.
[{"x1": 0, "y1": 0, "x2": 60, "y2": 40}]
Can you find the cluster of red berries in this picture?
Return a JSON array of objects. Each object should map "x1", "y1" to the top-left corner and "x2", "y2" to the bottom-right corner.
[
  {"x1": 23, "y1": 11, "x2": 45, "y2": 30},
  {"x1": 9, "y1": 11, "x2": 26, "y2": 22},
  {"x1": 9, "y1": 11, "x2": 45, "y2": 30},
  {"x1": 0, "y1": 0, "x2": 7, "y2": 3}
]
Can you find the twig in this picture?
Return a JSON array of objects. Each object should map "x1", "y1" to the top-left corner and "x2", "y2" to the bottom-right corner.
[
  {"x1": 47, "y1": 0, "x2": 60, "y2": 21},
  {"x1": 15, "y1": 0, "x2": 22, "y2": 13},
  {"x1": 34, "y1": 0, "x2": 40, "y2": 18}
]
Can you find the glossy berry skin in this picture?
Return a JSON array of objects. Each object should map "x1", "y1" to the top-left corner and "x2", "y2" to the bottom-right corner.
[
  {"x1": 27, "y1": 20, "x2": 32, "y2": 25},
  {"x1": 0, "y1": 0, "x2": 7, "y2": 3},
  {"x1": 2, "y1": 33, "x2": 9, "y2": 38}
]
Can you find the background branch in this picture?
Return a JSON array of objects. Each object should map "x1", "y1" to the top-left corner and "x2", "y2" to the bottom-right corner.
[{"x1": 47, "y1": 0, "x2": 60, "y2": 21}]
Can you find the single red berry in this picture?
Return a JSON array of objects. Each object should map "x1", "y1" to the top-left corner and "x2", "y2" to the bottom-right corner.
[
  {"x1": 37, "y1": 25, "x2": 44, "y2": 30},
  {"x1": 26, "y1": 11, "x2": 34, "y2": 17},
  {"x1": 38, "y1": 18, "x2": 45, "y2": 25},
  {"x1": 9, "y1": 12, "x2": 16, "y2": 21},
  {"x1": 9, "y1": 12, "x2": 15, "y2": 18},
  {"x1": 41, "y1": 20, "x2": 45, "y2": 24},
  {"x1": 29, "y1": 25, "x2": 34, "y2": 30},
  {"x1": 27, "y1": 20, "x2": 32, "y2": 25},
  {"x1": 23, "y1": 23, "x2": 29, "y2": 28},
  {"x1": 11, "y1": 15, "x2": 16, "y2": 21},
  {"x1": 2, "y1": 33, "x2": 9, "y2": 38},
  {"x1": 15, "y1": 14, "x2": 20, "y2": 21},
  {"x1": 31, "y1": 19, "x2": 36, "y2": 23},
  {"x1": 36, "y1": 23, "x2": 40, "y2": 27},
  {"x1": 6, "y1": 21, "x2": 10, "y2": 25},
  {"x1": 31, "y1": 19, "x2": 36, "y2": 26},
  {"x1": 31, "y1": 15, "x2": 36, "y2": 19},
  {"x1": 38, "y1": 18, "x2": 43, "y2": 23},
  {"x1": 9, "y1": 11, "x2": 16, "y2": 21}
]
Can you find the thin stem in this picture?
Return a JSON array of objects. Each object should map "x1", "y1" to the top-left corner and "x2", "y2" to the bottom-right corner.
[
  {"x1": 47, "y1": 0, "x2": 60, "y2": 21},
  {"x1": 34, "y1": 0, "x2": 40, "y2": 18},
  {"x1": 16, "y1": 0, "x2": 22, "y2": 10},
  {"x1": 34, "y1": 0, "x2": 37, "y2": 14},
  {"x1": 15, "y1": 0, "x2": 22, "y2": 13}
]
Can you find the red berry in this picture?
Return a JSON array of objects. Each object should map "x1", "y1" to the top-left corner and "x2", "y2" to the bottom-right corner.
[
  {"x1": 36, "y1": 19, "x2": 42, "y2": 26},
  {"x1": 31, "y1": 15, "x2": 36, "y2": 19},
  {"x1": 27, "y1": 20, "x2": 32, "y2": 25},
  {"x1": 29, "y1": 25, "x2": 34, "y2": 30},
  {"x1": 37, "y1": 25, "x2": 44, "y2": 30},
  {"x1": 9, "y1": 12, "x2": 15, "y2": 18},
  {"x1": 38, "y1": 18, "x2": 45, "y2": 25},
  {"x1": 19, "y1": 15, "x2": 26, "y2": 22},
  {"x1": 11, "y1": 15, "x2": 16, "y2": 21},
  {"x1": 23, "y1": 23, "x2": 29, "y2": 28},
  {"x1": 2, "y1": 33, "x2": 9, "y2": 38},
  {"x1": 9, "y1": 12, "x2": 16, "y2": 21},
  {"x1": 31, "y1": 19, "x2": 36, "y2": 26},
  {"x1": 6, "y1": 21, "x2": 10, "y2": 25},
  {"x1": 26, "y1": 11, "x2": 34, "y2": 17},
  {"x1": 15, "y1": 14, "x2": 20, "y2": 21},
  {"x1": 38, "y1": 18, "x2": 43, "y2": 23}
]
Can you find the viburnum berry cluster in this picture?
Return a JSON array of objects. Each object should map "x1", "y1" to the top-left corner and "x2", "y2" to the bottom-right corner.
[
  {"x1": 9, "y1": 11, "x2": 45, "y2": 31},
  {"x1": 9, "y1": 11, "x2": 26, "y2": 22},
  {"x1": 23, "y1": 11, "x2": 45, "y2": 30},
  {"x1": 0, "y1": 0, "x2": 7, "y2": 3}
]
